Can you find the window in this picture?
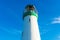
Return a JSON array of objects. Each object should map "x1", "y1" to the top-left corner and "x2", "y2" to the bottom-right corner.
[{"x1": 29, "y1": 18, "x2": 30, "y2": 22}]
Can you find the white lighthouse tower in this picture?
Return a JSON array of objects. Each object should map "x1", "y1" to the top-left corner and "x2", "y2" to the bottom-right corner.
[{"x1": 22, "y1": 5, "x2": 41, "y2": 40}]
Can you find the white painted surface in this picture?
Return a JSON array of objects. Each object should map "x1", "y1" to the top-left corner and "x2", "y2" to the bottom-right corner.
[{"x1": 22, "y1": 15, "x2": 41, "y2": 40}]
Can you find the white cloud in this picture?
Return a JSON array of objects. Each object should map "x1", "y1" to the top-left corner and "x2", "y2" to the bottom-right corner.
[{"x1": 51, "y1": 16, "x2": 60, "y2": 24}]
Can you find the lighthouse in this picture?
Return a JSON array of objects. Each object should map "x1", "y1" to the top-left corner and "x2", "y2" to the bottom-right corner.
[{"x1": 22, "y1": 4, "x2": 41, "y2": 40}]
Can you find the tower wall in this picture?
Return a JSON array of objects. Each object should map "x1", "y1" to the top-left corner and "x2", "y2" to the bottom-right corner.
[{"x1": 22, "y1": 15, "x2": 41, "y2": 40}]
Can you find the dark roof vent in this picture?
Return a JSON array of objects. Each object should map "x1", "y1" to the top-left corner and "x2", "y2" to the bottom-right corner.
[{"x1": 25, "y1": 5, "x2": 35, "y2": 10}]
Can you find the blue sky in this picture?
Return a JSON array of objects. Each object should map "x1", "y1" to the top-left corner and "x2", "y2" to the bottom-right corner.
[{"x1": 0, "y1": 0, "x2": 60, "y2": 40}]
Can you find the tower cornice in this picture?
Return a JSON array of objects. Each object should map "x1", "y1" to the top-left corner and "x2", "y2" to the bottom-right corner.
[{"x1": 23, "y1": 11, "x2": 38, "y2": 20}]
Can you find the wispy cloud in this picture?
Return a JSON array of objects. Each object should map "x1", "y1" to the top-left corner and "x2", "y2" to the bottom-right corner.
[
  {"x1": 0, "y1": 27, "x2": 22, "y2": 35},
  {"x1": 51, "y1": 16, "x2": 60, "y2": 24},
  {"x1": 40, "y1": 29, "x2": 49, "y2": 35},
  {"x1": 57, "y1": 36, "x2": 60, "y2": 39},
  {"x1": 54, "y1": 34, "x2": 60, "y2": 40}
]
